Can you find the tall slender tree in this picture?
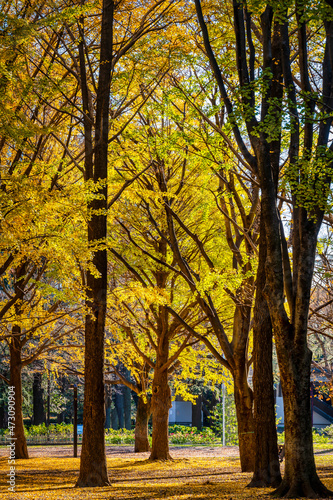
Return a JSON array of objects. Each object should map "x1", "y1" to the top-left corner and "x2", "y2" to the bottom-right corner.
[
  {"x1": 75, "y1": 0, "x2": 114, "y2": 486},
  {"x1": 73, "y1": 0, "x2": 181, "y2": 485}
]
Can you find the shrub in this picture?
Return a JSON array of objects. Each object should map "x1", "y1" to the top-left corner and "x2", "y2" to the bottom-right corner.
[
  {"x1": 323, "y1": 424, "x2": 333, "y2": 440},
  {"x1": 210, "y1": 395, "x2": 238, "y2": 445},
  {"x1": 168, "y1": 425, "x2": 219, "y2": 445},
  {"x1": 105, "y1": 428, "x2": 135, "y2": 445}
]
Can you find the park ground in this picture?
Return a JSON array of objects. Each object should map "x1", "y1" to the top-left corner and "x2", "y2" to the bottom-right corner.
[{"x1": 0, "y1": 445, "x2": 332, "y2": 499}]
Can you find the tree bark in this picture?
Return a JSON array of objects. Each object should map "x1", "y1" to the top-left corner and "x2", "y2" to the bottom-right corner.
[
  {"x1": 115, "y1": 390, "x2": 124, "y2": 429},
  {"x1": 111, "y1": 390, "x2": 119, "y2": 429},
  {"x1": 248, "y1": 221, "x2": 281, "y2": 488},
  {"x1": 123, "y1": 384, "x2": 131, "y2": 430},
  {"x1": 56, "y1": 377, "x2": 67, "y2": 424},
  {"x1": 76, "y1": 0, "x2": 114, "y2": 487},
  {"x1": 33, "y1": 372, "x2": 45, "y2": 425},
  {"x1": 105, "y1": 386, "x2": 111, "y2": 429},
  {"x1": 233, "y1": 366, "x2": 255, "y2": 472},
  {"x1": 76, "y1": 295, "x2": 109, "y2": 486},
  {"x1": 259, "y1": 151, "x2": 333, "y2": 497},
  {"x1": 150, "y1": 338, "x2": 172, "y2": 460},
  {"x1": 10, "y1": 333, "x2": 29, "y2": 459},
  {"x1": 192, "y1": 394, "x2": 202, "y2": 431},
  {"x1": 134, "y1": 396, "x2": 151, "y2": 452},
  {"x1": 46, "y1": 374, "x2": 50, "y2": 427},
  {"x1": 194, "y1": 0, "x2": 333, "y2": 495},
  {"x1": 232, "y1": 298, "x2": 255, "y2": 473},
  {"x1": 274, "y1": 347, "x2": 330, "y2": 497},
  {"x1": 0, "y1": 399, "x2": 7, "y2": 429}
]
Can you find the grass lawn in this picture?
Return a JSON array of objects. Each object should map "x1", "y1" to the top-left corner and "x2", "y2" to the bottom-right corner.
[{"x1": 0, "y1": 446, "x2": 332, "y2": 499}]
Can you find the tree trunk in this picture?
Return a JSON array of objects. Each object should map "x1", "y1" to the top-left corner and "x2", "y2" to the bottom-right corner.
[
  {"x1": 111, "y1": 390, "x2": 119, "y2": 429},
  {"x1": 46, "y1": 374, "x2": 50, "y2": 427},
  {"x1": 115, "y1": 389, "x2": 124, "y2": 429},
  {"x1": 233, "y1": 367, "x2": 255, "y2": 472},
  {"x1": 232, "y1": 301, "x2": 255, "y2": 473},
  {"x1": 135, "y1": 396, "x2": 151, "y2": 452},
  {"x1": 273, "y1": 347, "x2": 332, "y2": 497},
  {"x1": 56, "y1": 376, "x2": 67, "y2": 424},
  {"x1": 150, "y1": 338, "x2": 172, "y2": 460},
  {"x1": 192, "y1": 394, "x2": 202, "y2": 431},
  {"x1": 0, "y1": 399, "x2": 6, "y2": 429},
  {"x1": 33, "y1": 372, "x2": 45, "y2": 425},
  {"x1": 248, "y1": 221, "x2": 281, "y2": 488},
  {"x1": 123, "y1": 384, "x2": 131, "y2": 430},
  {"x1": 0, "y1": 379, "x2": 8, "y2": 428},
  {"x1": 76, "y1": 303, "x2": 109, "y2": 487},
  {"x1": 10, "y1": 333, "x2": 29, "y2": 459},
  {"x1": 105, "y1": 386, "x2": 111, "y2": 429},
  {"x1": 258, "y1": 150, "x2": 333, "y2": 496},
  {"x1": 76, "y1": 0, "x2": 114, "y2": 487},
  {"x1": 105, "y1": 406, "x2": 111, "y2": 429}
]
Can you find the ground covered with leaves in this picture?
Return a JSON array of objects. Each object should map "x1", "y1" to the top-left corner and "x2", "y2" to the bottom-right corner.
[{"x1": 0, "y1": 446, "x2": 332, "y2": 499}]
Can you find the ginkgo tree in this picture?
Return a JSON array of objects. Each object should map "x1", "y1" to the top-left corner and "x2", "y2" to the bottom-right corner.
[
  {"x1": 168, "y1": 35, "x2": 280, "y2": 480},
  {"x1": 193, "y1": 0, "x2": 333, "y2": 495},
  {"x1": 106, "y1": 128, "x2": 225, "y2": 459},
  {"x1": 124, "y1": 81, "x2": 263, "y2": 472},
  {"x1": 34, "y1": 0, "x2": 188, "y2": 486},
  {"x1": 0, "y1": 140, "x2": 88, "y2": 458},
  {"x1": 0, "y1": 2, "x2": 89, "y2": 459}
]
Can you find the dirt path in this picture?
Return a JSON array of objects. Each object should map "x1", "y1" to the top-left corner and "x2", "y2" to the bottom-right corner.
[{"x1": 0, "y1": 444, "x2": 240, "y2": 459}]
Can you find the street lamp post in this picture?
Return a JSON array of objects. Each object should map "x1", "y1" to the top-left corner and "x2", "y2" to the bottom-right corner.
[
  {"x1": 222, "y1": 383, "x2": 226, "y2": 446},
  {"x1": 70, "y1": 384, "x2": 78, "y2": 457}
]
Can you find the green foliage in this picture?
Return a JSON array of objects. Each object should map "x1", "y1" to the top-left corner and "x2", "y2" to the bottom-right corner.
[
  {"x1": 324, "y1": 424, "x2": 333, "y2": 441},
  {"x1": 1, "y1": 422, "x2": 223, "y2": 445},
  {"x1": 277, "y1": 427, "x2": 333, "y2": 445},
  {"x1": 210, "y1": 393, "x2": 238, "y2": 446},
  {"x1": 104, "y1": 425, "x2": 221, "y2": 446},
  {"x1": 105, "y1": 428, "x2": 135, "y2": 445},
  {"x1": 169, "y1": 425, "x2": 219, "y2": 445},
  {"x1": 1, "y1": 422, "x2": 74, "y2": 439}
]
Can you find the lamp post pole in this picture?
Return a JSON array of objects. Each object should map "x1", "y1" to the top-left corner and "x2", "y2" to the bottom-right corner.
[
  {"x1": 73, "y1": 384, "x2": 78, "y2": 457},
  {"x1": 222, "y1": 383, "x2": 225, "y2": 446}
]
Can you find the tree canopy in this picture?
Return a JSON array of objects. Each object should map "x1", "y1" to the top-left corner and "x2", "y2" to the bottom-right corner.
[{"x1": 1, "y1": 0, "x2": 333, "y2": 497}]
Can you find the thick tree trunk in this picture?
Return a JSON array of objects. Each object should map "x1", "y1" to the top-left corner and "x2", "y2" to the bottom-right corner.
[
  {"x1": 150, "y1": 339, "x2": 172, "y2": 460},
  {"x1": 76, "y1": 302, "x2": 109, "y2": 487},
  {"x1": 273, "y1": 346, "x2": 332, "y2": 497},
  {"x1": 232, "y1": 302, "x2": 255, "y2": 473},
  {"x1": 10, "y1": 334, "x2": 29, "y2": 459},
  {"x1": 76, "y1": 0, "x2": 113, "y2": 488},
  {"x1": 135, "y1": 396, "x2": 151, "y2": 452},
  {"x1": 33, "y1": 372, "x2": 45, "y2": 425},
  {"x1": 258, "y1": 150, "x2": 332, "y2": 496},
  {"x1": 233, "y1": 368, "x2": 255, "y2": 472},
  {"x1": 248, "y1": 222, "x2": 281, "y2": 488}
]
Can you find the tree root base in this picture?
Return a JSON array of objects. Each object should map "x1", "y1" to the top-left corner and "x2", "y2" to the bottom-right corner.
[
  {"x1": 247, "y1": 475, "x2": 282, "y2": 489},
  {"x1": 149, "y1": 453, "x2": 173, "y2": 461},
  {"x1": 271, "y1": 478, "x2": 333, "y2": 498},
  {"x1": 75, "y1": 475, "x2": 111, "y2": 488},
  {"x1": 134, "y1": 445, "x2": 151, "y2": 453}
]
